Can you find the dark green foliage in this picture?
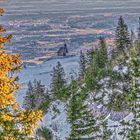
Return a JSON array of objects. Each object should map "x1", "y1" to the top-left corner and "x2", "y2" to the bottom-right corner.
[
  {"x1": 23, "y1": 80, "x2": 50, "y2": 112},
  {"x1": 67, "y1": 18, "x2": 140, "y2": 140},
  {"x1": 86, "y1": 48, "x2": 94, "y2": 67},
  {"x1": 97, "y1": 37, "x2": 108, "y2": 68},
  {"x1": 108, "y1": 91, "x2": 128, "y2": 111},
  {"x1": 106, "y1": 69, "x2": 130, "y2": 111},
  {"x1": 68, "y1": 78, "x2": 111, "y2": 139},
  {"x1": 68, "y1": 92, "x2": 111, "y2": 139},
  {"x1": 35, "y1": 80, "x2": 46, "y2": 102},
  {"x1": 36, "y1": 126, "x2": 53, "y2": 140},
  {"x1": 115, "y1": 16, "x2": 131, "y2": 53},
  {"x1": 119, "y1": 44, "x2": 140, "y2": 139},
  {"x1": 50, "y1": 61, "x2": 67, "y2": 101},
  {"x1": 85, "y1": 49, "x2": 97, "y2": 90},
  {"x1": 39, "y1": 89, "x2": 51, "y2": 113},
  {"x1": 23, "y1": 81, "x2": 36, "y2": 109},
  {"x1": 85, "y1": 38, "x2": 109, "y2": 91},
  {"x1": 68, "y1": 86, "x2": 99, "y2": 139},
  {"x1": 92, "y1": 38, "x2": 108, "y2": 71},
  {"x1": 85, "y1": 66, "x2": 97, "y2": 91}
]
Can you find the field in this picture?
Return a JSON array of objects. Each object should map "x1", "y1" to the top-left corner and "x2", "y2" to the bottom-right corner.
[{"x1": 1, "y1": 0, "x2": 140, "y2": 63}]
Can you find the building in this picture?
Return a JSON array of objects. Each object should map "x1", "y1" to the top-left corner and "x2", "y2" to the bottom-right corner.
[{"x1": 57, "y1": 43, "x2": 68, "y2": 56}]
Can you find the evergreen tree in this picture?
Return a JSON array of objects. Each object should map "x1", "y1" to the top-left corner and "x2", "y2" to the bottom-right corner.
[
  {"x1": 79, "y1": 51, "x2": 86, "y2": 80},
  {"x1": 86, "y1": 48, "x2": 94, "y2": 66},
  {"x1": 115, "y1": 16, "x2": 131, "y2": 53},
  {"x1": 23, "y1": 81, "x2": 36, "y2": 110},
  {"x1": 36, "y1": 126, "x2": 53, "y2": 140},
  {"x1": 68, "y1": 84, "x2": 98, "y2": 139},
  {"x1": 39, "y1": 88, "x2": 51, "y2": 112},
  {"x1": 85, "y1": 65, "x2": 97, "y2": 91},
  {"x1": 106, "y1": 69, "x2": 130, "y2": 111},
  {"x1": 94, "y1": 48, "x2": 130, "y2": 112},
  {"x1": 35, "y1": 81, "x2": 46, "y2": 106},
  {"x1": 119, "y1": 44, "x2": 140, "y2": 139},
  {"x1": 68, "y1": 83, "x2": 111, "y2": 140},
  {"x1": 23, "y1": 80, "x2": 48, "y2": 111},
  {"x1": 50, "y1": 61, "x2": 67, "y2": 100},
  {"x1": 97, "y1": 37, "x2": 108, "y2": 68},
  {"x1": 67, "y1": 79, "x2": 79, "y2": 134},
  {"x1": 106, "y1": 18, "x2": 133, "y2": 111},
  {"x1": 85, "y1": 39, "x2": 108, "y2": 91}
]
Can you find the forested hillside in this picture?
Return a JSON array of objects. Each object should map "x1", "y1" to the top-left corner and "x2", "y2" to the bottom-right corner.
[{"x1": 0, "y1": 2, "x2": 140, "y2": 140}]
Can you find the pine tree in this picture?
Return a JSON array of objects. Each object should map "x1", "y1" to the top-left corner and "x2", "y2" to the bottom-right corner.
[
  {"x1": 115, "y1": 16, "x2": 131, "y2": 53},
  {"x1": 68, "y1": 82, "x2": 111, "y2": 140},
  {"x1": 34, "y1": 80, "x2": 50, "y2": 112},
  {"x1": 85, "y1": 65, "x2": 97, "y2": 91},
  {"x1": 79, "y1": 51, "x2": 86, "y2": 80},
  {"x1": 67, "y1": 79, "x2": 79, "y2": 135},
  {"x1": 93, "y1": 39, "x2": 109, "y2": 79},
  {"x1": 50, "y1": 61, "x2": 67, "y2": 101},
  {"x1": 86, "y1": 48, "x2": 94, "y2": 66},
  {"x1": 97, "y1": 37, "x2": 108, "y2": 68},
  {"x1": 23, "y1": 81, "x2": 36, "y2": 110},
  {"x1": 94, "y1": 47, "x2": 130, "y2": 112},
  {"x1": 105, "y1": 17, "x2": 133, "y2": 111},
  {"x1": 68, "y1": 84, "x2": 98, "y2": 139},
  {"x1": 106, "y1": 69, "x2": 130, "y2": 111},
  {"x1": 0, "y1": 8, "x2": 42, "y2": 139},
  {"x1": 119, "y1": 43, "x2": 140, "y2": 140},
  {"x1": 34, "y1": 80, "x2": 47, "y2": 109},
  {"x1": 23, "y1": 80, "x2": 48, "y2": 111},
  {"x1": 85, "y1": 39, "x2": 108, "y2": 91}
]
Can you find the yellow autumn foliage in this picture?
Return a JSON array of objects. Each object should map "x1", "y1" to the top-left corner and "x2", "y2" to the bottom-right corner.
[{"x1": 0, "y1": 8, "x2": 43, "y2": 139}]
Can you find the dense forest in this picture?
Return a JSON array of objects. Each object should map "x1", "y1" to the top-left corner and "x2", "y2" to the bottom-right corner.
[{"x1": 0, "y1": 7, "x2": 140, "y2": 140}]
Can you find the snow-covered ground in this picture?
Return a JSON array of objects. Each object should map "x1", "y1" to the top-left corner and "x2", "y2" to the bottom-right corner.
[
  {"x1": 42, "y1": 100, "x2": 70, "y2": 140},
  {"x1": 15, "y1": 56, "x2": 79, "y2": 140},
  {"x1": 14, "y1": 54, "x2": 136, "y2": 140},
  {"x1": 16, "y1": 56, "x2": 79, "y2": 106}
]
